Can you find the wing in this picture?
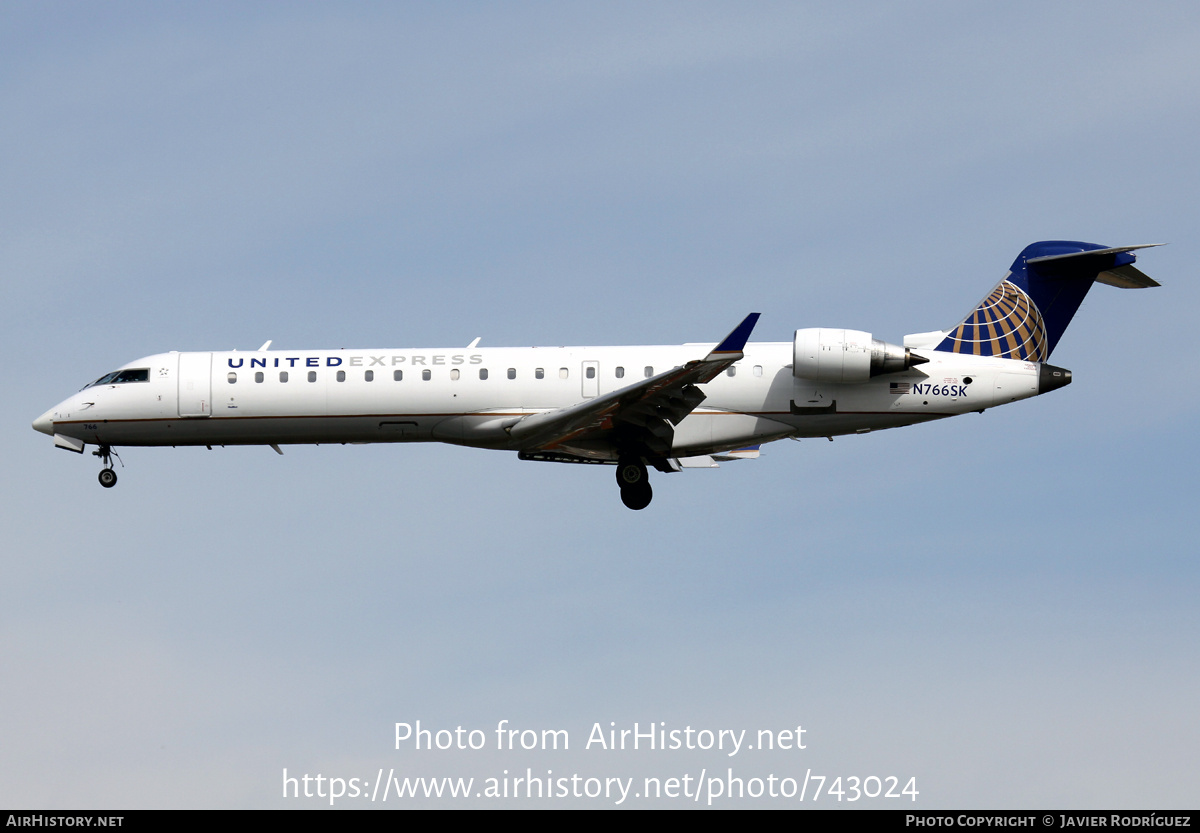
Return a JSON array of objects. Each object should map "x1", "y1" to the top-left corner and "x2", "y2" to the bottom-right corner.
[{"x1": 508, "y1": 313, "x2": 760, "y2": 461}]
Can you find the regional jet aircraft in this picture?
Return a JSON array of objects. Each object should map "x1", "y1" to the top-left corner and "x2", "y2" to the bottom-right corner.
[{"x1": 33, "y1": 241, "x2": 1159, "y2": 509}]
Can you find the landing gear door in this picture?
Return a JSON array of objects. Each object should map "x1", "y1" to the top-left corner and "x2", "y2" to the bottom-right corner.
[{"x1": 178, "y1": 352, "x2": 212, "y2": 417}]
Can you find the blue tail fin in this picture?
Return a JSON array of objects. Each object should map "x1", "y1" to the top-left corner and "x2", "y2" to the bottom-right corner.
[{"x1": 935, "y1": 241, "x2": 1160, "y2": 360}]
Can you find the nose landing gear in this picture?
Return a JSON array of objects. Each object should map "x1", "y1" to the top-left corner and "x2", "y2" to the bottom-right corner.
[
  {"x1": 616, "y1": 458, "x2": 652, "y2": 510},
  {"x1": 92, "y1": 445, "x2": 121, "y2": 488}
]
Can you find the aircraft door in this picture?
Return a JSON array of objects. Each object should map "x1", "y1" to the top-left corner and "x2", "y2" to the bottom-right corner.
[
  {"x1": 582, "y1": 361, "x2": 599, "y2": 398},
  {"x1": 178, "y1": 352, "x2": 212, "y2": 417}
]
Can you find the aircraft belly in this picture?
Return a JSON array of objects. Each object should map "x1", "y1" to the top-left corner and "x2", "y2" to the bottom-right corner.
[
  {"x1": 671, "y1": 412, "x2": 793, "y2": 456},
  {"x1": 74, "y1": 415, "x2": 440, "y2": 446},
  {"x1": 788, "y1": 412, "x2": 945, "y2": 438},
  {"x1": 429, "y1": 413, "x2": 521, "y2": 449}
]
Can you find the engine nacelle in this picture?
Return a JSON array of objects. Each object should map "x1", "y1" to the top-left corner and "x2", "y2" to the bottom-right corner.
[{"x1": 793, "y1": 328, "x2": 926, "y2": 383}]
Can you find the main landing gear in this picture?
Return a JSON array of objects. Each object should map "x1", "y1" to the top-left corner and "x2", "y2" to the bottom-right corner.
[
  {"x1": 616, "y1": 457, "x2": 652, "y2": 510},
  {"x1": 93, "y1": 445, "x2": 120, "y2": 488}
]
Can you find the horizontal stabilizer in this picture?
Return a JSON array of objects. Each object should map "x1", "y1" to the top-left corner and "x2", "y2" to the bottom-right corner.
[
  {"x1": 1025, "y1": 243, "x2": 1163, "y2": 265},
  {"x1": 1027, "y1": 244, "x2": 1163, "y2": 288},
  {"x1": 1095, "y1": 264, "x2": 1160, "y2": 289}
]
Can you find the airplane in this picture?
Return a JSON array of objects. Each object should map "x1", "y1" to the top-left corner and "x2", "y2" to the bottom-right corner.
[{"x1": 33, "y1": 240, "x2": 1159, "y2": 509}]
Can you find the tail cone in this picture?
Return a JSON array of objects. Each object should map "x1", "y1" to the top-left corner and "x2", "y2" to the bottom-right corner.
[{"x1": 1039, "y1": 364, "x2": 1072, "y2": 394}]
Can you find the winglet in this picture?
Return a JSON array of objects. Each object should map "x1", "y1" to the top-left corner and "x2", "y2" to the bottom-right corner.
[{"x1": 707, "y1": 313, "x2": 761, "y2": 358}]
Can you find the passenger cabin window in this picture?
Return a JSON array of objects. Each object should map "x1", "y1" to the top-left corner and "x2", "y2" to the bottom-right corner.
[
  {"x1": 255, "y1": 371, "x2": 264, "y2": 383},
  {"x1": 644, "y1": 366, "x2": 653, "y2": 378},
  {"x1": 753, "y1": 365, "x2": 763, "y2": 377},
  {"x1": 727, "y1": 367, "x2": 736, "y2": 377},
  {"x1": 422, "y1": 369, "x2": 431, "y2": 381},
  {"x1": 336, "y1": 370, "x2": 346, "y2": 382},
  {"x1": 585, "y1": 366, "x2": 596, "y2": 379},
  {"x1": 479, "y1": 368, "x2": 489, "y2": 380},
  {"x1": 308, "y1": 371, "x2": 317, "y2": 382},
  {"x1": 535, "y1": 368, "x2": 544, "y2": 379},
  {"x1": 450, "y1": 369, "x2": 460, "y2": 380},
  {"x1": 280, "y1": 371, "x2": 289, "y2": 382},
  {"x1": 507, "y1": 368, "x2": 516, "y2": 380},
  {"x1": 559, "y1": 368, "x2": 568, "y2": 379},
  {"x1": 365, "y1": 370, "x2": 374, "y2": 382},
  {"x1": 227, "y1": 372, "x2": 237, "y2": 384},
  {"x1": 615, "y1": 366, "x2": 624, "y2": 379},
  {"x1": 393, "y1": 370, "x2": 403, "y2": 381}
]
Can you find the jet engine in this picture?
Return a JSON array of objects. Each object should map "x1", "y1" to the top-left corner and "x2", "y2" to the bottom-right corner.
[{"x1": 793, "y1": 328, "x2": 927, "y2": 383}]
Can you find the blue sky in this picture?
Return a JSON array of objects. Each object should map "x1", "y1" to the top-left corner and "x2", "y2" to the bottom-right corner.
[{"x1": 3, "y1": 1, "x2": 1197, "y2": 808}]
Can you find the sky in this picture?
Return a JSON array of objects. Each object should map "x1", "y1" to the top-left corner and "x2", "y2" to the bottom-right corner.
[{"x1": 3, "y1": 1, "x2": 1198, "y2": 809}]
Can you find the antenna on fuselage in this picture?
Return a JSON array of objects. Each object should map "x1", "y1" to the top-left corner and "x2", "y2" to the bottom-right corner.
[
  {"x1": 467, "y1": 337, "x2": 481, "y2": 348},
  {"x1": 258, "y1": 340, "x2": 272, "y2": 351}
]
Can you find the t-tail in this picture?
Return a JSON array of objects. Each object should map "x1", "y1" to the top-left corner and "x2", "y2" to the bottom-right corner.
[{"x1": 934, "y1": 241, "x2": 1161, "y2": 360}]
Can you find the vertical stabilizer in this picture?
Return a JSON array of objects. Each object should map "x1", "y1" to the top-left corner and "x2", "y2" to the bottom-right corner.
[{"x1": 935, "y1": 241, "x2": 1159, "y2": 360}]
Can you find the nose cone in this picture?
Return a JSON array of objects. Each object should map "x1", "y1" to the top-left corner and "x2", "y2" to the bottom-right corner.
[{"x1": 33, "y1": 408, "x2": 55, "y2": 436}]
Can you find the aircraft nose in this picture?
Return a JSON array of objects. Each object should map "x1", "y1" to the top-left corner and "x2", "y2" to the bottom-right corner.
[{"x1": 32, "y1": 408, "x2": 55, "y2": 436}]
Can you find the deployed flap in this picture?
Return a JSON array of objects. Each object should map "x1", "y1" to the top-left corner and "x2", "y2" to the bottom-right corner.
[{"x1": 506, "y1": 314, "x2": 760, "y2": 457}]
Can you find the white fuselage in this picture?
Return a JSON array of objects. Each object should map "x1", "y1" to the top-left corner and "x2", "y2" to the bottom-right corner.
[{"x1": 34, "y1": 342, "x2": 1044, "y2": 460}]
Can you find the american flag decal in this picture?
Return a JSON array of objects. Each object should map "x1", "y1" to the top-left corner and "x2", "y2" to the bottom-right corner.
[{"x1": 890, "y1": 382, "x2": 911, "y2": 395}]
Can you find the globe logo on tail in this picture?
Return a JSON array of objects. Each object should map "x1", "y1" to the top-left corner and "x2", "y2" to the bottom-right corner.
[{"x1": 940, "y1": 279, "x2": 1049, "y2": 361}]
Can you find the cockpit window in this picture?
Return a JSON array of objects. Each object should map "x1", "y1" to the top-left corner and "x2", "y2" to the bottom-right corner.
[{"x1": 88, "y1": 368, "x2": 150, "y2": 387}]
